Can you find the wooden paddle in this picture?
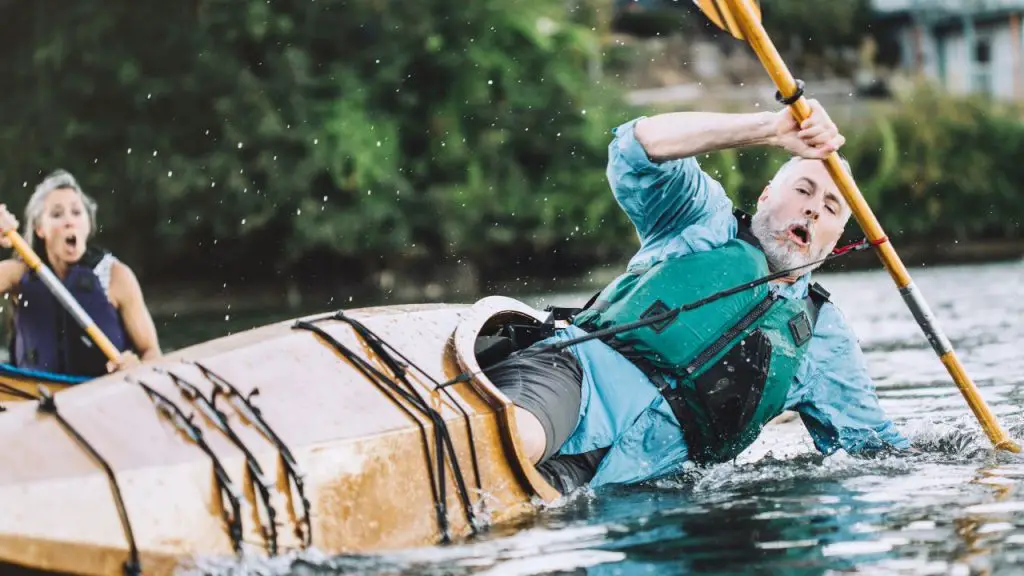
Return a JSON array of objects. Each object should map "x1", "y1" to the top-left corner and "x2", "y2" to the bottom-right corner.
[
  {"x1": 692, "y1": 0, "x2": 1020, "y2": 452},
  {"x1": 4, "y1": 229, "x2": 123, "y2": 366}
]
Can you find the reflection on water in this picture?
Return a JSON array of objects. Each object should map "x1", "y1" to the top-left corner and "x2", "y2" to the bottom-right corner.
[{"x1": 180, "y1": 260, "x2": 1024, "y2": 576}]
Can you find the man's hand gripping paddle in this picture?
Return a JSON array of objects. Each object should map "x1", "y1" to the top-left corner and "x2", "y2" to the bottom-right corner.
[{"x1": 693, "y1": 0, "x2": 1020, "y2": 453}]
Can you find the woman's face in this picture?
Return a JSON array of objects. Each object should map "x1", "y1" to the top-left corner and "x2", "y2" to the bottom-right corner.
[{"x1": 35, "y1": 187, "x2": 91, "y2": 265}]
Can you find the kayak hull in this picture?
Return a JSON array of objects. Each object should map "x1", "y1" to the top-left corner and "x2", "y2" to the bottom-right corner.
[{"x1": 0, "y1": 296, "x2": 561, "y2": 576}]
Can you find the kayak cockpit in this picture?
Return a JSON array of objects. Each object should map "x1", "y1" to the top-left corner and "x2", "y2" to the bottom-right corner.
[{"x1": 453, "y1": 295, "x2": 562, "y2": 503}]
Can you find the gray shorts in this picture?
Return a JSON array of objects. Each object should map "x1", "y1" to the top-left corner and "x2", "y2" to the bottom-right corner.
[{"x1": 484, "y1": 346, "x2": 584, "y2": 463}]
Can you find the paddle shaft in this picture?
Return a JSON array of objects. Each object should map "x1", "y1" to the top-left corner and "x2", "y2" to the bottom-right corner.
[
  {"x1": 5, "y1": 230, "x2": 122, "y2": 363},
  {"x1": 722, "y1": 0, "x2": 1018, "y2": 452}
]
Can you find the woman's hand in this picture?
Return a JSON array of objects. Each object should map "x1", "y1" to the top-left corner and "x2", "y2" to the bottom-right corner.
[
  {"x1": 106, "y1": 350, "x2": 141, "y2": 373},
  {"x1": 0, "y1": 204, "x2": 19, "y2": 249}
]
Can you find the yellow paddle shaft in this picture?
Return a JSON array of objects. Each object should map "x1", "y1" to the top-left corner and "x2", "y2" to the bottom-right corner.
[
  {"x1": 723, "y1": 0, "x2": 1019, "y2": 452},
  {"x1": 5, "y1": 230, "x2": 122, "y2": 363}
]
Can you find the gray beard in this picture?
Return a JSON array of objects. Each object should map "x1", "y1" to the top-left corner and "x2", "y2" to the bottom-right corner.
[{"x1": 750, "y1": 209, "x2": 828, "y2": 276}]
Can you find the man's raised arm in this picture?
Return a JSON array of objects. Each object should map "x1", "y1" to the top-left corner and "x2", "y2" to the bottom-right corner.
[
  {"x1": 609, "y1": 104, "x2": 840, "y2": 252},
  {"x1": 633, "y1": 111, "x2": 778, "y2": 162}
]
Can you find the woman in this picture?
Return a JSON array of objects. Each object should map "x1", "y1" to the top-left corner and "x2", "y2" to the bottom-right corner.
[{"x1": 0, "y1": 169, "x2": 160, "y2": 376}]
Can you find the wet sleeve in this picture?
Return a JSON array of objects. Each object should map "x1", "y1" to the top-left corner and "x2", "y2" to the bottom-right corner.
[
  {"x1": 789, "y1": 303, "x2": 911, "y2": 455},
  {"x1": 606, "y1": 117, "x2": 734, "y2": 249}
]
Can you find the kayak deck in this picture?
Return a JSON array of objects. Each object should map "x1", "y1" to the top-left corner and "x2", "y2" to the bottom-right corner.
[
  {"x1": 0, "y1": 296, "x2": 561, "y2": 576},
  {"x1": 0, "y1": 363, "x2": 89, "y2": 403}
]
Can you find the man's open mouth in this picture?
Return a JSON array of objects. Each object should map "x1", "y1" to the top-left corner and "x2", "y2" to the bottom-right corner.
[{"x1": 787, "y1": 224, "x2": 810, "y2": 247}]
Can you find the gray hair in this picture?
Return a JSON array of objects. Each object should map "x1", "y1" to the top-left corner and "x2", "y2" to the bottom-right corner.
[
  {"x1": 23, "y1": 169, "x2": 98, "y2": 254},
  {"x1": 768, "y1": 155, "x2": 854, "y2": 220}
]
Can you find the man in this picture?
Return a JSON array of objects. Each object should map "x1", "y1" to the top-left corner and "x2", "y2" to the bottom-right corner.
[{"x1": 484, "y1": 99, "x2": 910, "y2": 493}]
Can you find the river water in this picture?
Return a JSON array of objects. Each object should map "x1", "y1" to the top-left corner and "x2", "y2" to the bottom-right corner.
[{"x1": 180, "y1": 260, "x2": 1024, "y2": 575}]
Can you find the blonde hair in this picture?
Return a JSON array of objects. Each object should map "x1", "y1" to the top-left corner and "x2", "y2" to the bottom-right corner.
[{"x1": 22, "y1": 169, "x2": 98, "y2": 255}]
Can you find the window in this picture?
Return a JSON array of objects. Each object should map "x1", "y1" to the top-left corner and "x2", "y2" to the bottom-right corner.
[{"x1": 972, "y1": 36, "x2": 993, "y2": 95}]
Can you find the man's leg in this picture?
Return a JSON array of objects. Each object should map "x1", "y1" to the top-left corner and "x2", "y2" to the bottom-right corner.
[{"x1": 483, "y1": 346, "x2": 584, "y2": 464}]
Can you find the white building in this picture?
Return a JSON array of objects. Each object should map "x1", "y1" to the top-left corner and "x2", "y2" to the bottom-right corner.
[{"x1": 873, "y1": 0, "x2": 1024, "y2": 99}]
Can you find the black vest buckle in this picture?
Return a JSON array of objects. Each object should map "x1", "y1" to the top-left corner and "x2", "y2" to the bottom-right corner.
[{"x1": 788, "y1": 311, "x2": 813, "y2": 346}]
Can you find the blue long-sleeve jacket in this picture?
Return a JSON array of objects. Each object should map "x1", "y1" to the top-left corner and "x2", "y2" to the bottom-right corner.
[{"x1": 547, "y1": 117, "x2": 910, "y2": 487}]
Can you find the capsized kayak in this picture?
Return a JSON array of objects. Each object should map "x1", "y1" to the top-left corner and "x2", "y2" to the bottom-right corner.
[{"x1": 0, "y1": 295, "x2": 563, "y2": 576}]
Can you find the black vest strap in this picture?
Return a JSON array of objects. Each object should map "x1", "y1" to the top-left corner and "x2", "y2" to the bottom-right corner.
[
  {"x1": 734, "y1": 209, "x2": 763, "y2": 251},
  {"x1": 541, "y1": 288, "x2": 601, "y2": 325},
  {"x1": 805, "y1": 282, "x2": 830, "y2": 327}
]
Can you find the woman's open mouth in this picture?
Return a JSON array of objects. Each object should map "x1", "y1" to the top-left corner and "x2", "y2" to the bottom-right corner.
[{"x1": 64, "y1": 234, "x2": 78, "y2": 249}]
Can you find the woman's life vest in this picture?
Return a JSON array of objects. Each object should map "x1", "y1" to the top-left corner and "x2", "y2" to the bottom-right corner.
[{"x1": 12, "y1": 246, "x2": 131, "y2": 377}]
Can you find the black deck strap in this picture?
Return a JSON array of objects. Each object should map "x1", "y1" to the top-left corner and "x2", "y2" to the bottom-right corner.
[
  {"x1": 129, "y1": 377, "x2": 244, "y2": 554},
  {"x1": 292, "y1": 314, "x2": 480, "y2": 541},
  {"x1": 328, "y1": 311, "x2": 483, "y2": 493},
  {"x1": 160, "y1": 367, "x2": 279, "y2": 555},
  {"x1": 193, "y1": 362, "x2": 313, "y2": 548},
  {"x1": 0, "y1": 382, "x2": 39, "y2": 402},
  {"x1": 328, "y1": 311, "x2": 484, "y2": 523},
  {"x1": 35, "y1": 386, "x2": 142, "y2": 576},
  {"x1": 292, "y1": 318, "x2": 449, "y2": 540},
  {"x1": 776, "y1": 78, "x2": 805, "y2": 106}
]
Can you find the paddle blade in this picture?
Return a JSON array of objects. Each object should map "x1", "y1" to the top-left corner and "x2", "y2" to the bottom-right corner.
[{"x1": 693, "y1": 0, "x2": 761, "y2": 40}]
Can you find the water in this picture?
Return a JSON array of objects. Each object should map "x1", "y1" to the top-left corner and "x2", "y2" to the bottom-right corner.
[{"x1": 179, "y1": 260, "x2": 1024, "y2": 575}]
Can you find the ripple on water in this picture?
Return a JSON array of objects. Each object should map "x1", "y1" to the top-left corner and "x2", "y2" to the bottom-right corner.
[{"x1": 182, "y1": 262, "x2": 1024, "y2": 576}]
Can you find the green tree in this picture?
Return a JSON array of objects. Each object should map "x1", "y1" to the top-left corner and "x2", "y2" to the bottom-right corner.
[{"x1": 0, "y1": 0, "x2": 634, "y2": 288}]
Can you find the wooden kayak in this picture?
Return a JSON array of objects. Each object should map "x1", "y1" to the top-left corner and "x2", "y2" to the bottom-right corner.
[
  {"x1": 0, "y1": 363, "x2": 89, "y2": 403},
  {"x1": 0, "y1": 295, "x2": 564, "y2": 576}
]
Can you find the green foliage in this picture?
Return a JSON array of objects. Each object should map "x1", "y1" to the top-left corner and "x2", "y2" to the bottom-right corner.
[
  {"x1": 0, "y1": 0, "x2": 634, "y2": 284},
  {"x1": 694, "y1": 84, "x2": 1024, "y2": 245},
  {"x1": 0, "y1": 3, "x2": 1020, "y2": 295}
]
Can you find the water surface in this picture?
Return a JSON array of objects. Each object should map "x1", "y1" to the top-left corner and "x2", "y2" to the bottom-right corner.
[{"x1": 178, "y1": 260, "x2": 1024, "y2": 575}]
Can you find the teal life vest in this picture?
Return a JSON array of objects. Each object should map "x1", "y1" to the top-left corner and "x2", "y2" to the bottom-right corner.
[{"x1": 573, "y1": 211, "x2": 829, "y2": 465}]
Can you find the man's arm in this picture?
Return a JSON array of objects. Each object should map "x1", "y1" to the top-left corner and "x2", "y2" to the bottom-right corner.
[
  {"x1": 608, "y1": 101, "x2": 844, "y2": 252},
  {"x1": 607, "y1": 114, "x2": 762, "y2": 249},
  {"x1": 786, "y1": 302, "x2": 911, "y2": 455},
  {"x1": 632, "y1": 111, "x2": 778, "y2": 162}
]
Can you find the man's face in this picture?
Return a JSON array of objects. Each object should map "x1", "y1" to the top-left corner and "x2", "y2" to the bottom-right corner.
[{"x1": 751, "y1": 159, "x2": 850, "y2": 276}]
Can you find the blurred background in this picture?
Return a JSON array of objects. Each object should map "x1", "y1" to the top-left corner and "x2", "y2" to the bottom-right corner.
[{"x1": 0, "y1": 0, "x2": 1021, "y2": 352}]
